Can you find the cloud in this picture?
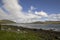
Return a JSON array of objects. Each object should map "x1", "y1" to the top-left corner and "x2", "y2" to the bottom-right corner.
[
  {"x1": 2, "y1": 0, "x2": 22, "y2": 10},
  {"x1": 2, "y1": 0, "x2": 23, "y2": 17},
  {"x1": 0, "y1": 0, "x2": 43, "y2": 23},
  {"x1": 0, "y1": 8, "x2": 17, "y2": 22},
  {"x1": 30, "y1": 6, "x2": 36, "y2": 10},
  {"x1": 28, "y1": 6, "x2": 36, "y2": 13},
  {"x1": 47, "y1": 14, "x2": 60, "y2": 21},
  {"x1": 0, "y1": 8, "x2": 7, "y2": 19},
  {"x1": 35, "y1": 10, "x2": 48, "y2": 17},
  {"x1": 0, "y1": 0, "x2": 60, "y2": 23}
]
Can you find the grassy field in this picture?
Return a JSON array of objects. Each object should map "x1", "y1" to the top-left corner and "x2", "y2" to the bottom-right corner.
[{"x1": 0, "y1": 25, "x2": 60, "y2": 40}]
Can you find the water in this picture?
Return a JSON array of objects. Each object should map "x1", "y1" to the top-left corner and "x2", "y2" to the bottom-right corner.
[{"x1": 2, "y1": 23, "x2": 60, "y2": 31}]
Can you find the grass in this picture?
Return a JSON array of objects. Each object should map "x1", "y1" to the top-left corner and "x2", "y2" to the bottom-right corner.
[
  {"x1": 0, "y1": 30, "x2": 42, "y2": 40},
  {"x1": 0, "y1": 25, "x2": 60, "y2": 40}
]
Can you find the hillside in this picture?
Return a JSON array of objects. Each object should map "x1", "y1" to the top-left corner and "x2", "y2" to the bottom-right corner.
[
  {"x1": 0, "y1": 20, "x2": 16, "y2": 24},
  {"x1": 31, "y1": 21, "x2": 44, "y2": 24},
  {"x1": 31, "y1": 21, "x2": 60, "y2": 24},
  {"x1": 45, "y1": 21, "x2": 60, "y2": 24}
]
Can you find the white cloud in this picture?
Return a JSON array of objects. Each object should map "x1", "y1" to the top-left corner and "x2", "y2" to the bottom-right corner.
[
  {"x1": 2, "y1": 0, "x2": 22, "y2": 11},
  {"x1": 47, "y1": 14, "x2": 60, "y2": 21},
  {"x1": 28, "y1": 6, "x2": 36, "y2": 13},
  {"x1": 35, "y1": 10, "x2": 48, "y2": 17},
  {"x1": 0, "y1": 8, "x2": 17, "y2": 22},
  {"x1": 30, "y1": 6, "x2": 36, "y2": 10},
  {"x1": 2, "y1": 0, "x2": 23, "y2": 18}
]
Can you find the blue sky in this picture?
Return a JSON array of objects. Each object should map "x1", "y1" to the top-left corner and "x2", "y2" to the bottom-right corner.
[
  {"x1": 18, "y1": 0, "x2": 60, "y2": 14},
  {"x1": 0, "y1": 0, "x2": 60, "y2": 14},
  {"x1": 0, "y1": 0, "x2": 60, "y2": 23}
]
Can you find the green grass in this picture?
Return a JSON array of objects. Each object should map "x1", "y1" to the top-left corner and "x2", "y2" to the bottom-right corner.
[
  {"x1": 0, "y1": 25, "x2": 60, "y2": 40},
  {"x1": 0, "y1": 30, "x2": 42, "y2": 40},
  {"x1": 0, "y1": 30, "x2": 60, "y2": 40}
]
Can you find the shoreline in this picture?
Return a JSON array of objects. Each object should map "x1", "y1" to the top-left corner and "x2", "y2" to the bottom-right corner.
[
  {"x1": 0, "y1": 24, "x2": 60, "y2": 32},
  {"x1": 0, "y1": 24, "x2": 60, "y2": 40}
]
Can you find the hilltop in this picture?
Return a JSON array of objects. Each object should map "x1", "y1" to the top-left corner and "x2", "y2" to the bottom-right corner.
[
  {"x1": 31, "y1": 21, "x2": 60, "y2": 24},
  {"x1": 0, "y1": 20, "x2": 16, "y2": 24}
]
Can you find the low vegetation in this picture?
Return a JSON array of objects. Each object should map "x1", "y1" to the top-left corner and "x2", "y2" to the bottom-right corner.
[{"x1": 0, "y1": 25, "x2": 60, "y2": 40}]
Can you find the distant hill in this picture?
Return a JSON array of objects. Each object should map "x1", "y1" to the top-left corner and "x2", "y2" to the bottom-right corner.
[
  {"x1": 31, "y1": 21, "x2": 60, "y2": 24},
  {"x1": 0, "y1": 20, "x2": 16, "y2": 24},
  {"x1": 31, "y1": 21, "x2": 44, "y2": 24},
  {"x1": 45, "y1": 21, "x2": 60, "y2": 24}
]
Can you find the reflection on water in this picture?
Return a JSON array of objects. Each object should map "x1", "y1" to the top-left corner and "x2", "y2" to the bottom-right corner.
[{"x1": 2, "y1": 23, "x2": 60, "y2": 31}]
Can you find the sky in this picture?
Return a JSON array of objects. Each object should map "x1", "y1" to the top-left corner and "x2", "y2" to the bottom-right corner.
[
  {"x1": 19, "y1": 0, "x2": 60, "y2": 14},
  {"x1": 0, "y1": 0, "x2": 60, "y2": 23}
]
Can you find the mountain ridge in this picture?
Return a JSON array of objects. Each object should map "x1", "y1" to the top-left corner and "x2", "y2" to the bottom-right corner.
[{"x1": 0, "y1": 20, "x2": 16, "y2": 24}]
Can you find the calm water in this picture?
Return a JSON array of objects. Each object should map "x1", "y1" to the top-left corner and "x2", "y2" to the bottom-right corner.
[{"x1": 2, "y1": 23, "x2": 60, "y2": 31}]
